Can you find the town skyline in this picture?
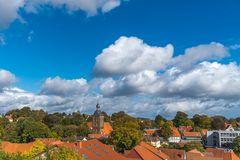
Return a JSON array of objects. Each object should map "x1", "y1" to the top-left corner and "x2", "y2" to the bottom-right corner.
[{"x1": 1, "y1": 0, "x2": 240, "y2": 118}]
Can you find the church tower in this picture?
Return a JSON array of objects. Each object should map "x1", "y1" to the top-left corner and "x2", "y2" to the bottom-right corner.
[{"x1": 92, "y1": 103, "x2": 104, "y2": 134}]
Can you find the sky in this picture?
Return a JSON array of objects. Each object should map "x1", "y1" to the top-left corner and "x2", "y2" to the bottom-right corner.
[{"x1": 0, "y1": 0, "x2": 240, "y2": 118}]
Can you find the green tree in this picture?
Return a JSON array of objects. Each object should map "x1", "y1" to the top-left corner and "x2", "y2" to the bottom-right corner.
[
  {"x1": 43, "y1": 113, "x2": 64, "y2": 128},
  {"x1": 46, "y1": 146, "x2": 84, "y2": 160},
  {"x1": 160, "y1": 121, "x2": 173, "y2": 140},
  {"x1": 51, "y1": 125, "x2": 64, "y2": 138},
  {"x1": 173, "y1": 111, "x2": 188, "y2": 127},
  {"x1": 140, "y1": 119, "x2": 154, "y2": 130},
  {"x1": 184, "y1": 141, "x2": 205, "y2": 152},
  {"x1": 109, "y1": 127, "x2": 142, "y2": 153},
  {"x1": 112, "y1": 111, "x2": 140, "y2": 130},
  {"x1": 211, "y1": 116, "x2": 225, "y2": 130},
  {"x1": 154, "y1": 114, "x2": 166, "y2": 128},
  {"x1": 3, "y1": 122, "x2": 19, "y2": 143},
  {"x1": 192, "y1": 114, "x2": 212, "y2": 129},
  {"x1": 233, "y1": 136, "x2": 240, "y2": 157},
  {"x1": 17, "y1": 118, "x2": 50, "y2": 142},
  {"x1": 63, "y1": 125, "x2": 78, "y2": 141},
  {"x1": 25, "y1": 140, "x2": 45, "y2": 158},
  {"x1": 183, "y1": 119, "x2": 194, "y2": 127}
]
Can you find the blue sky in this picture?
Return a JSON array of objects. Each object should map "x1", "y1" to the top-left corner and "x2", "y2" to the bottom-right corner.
[{"x1": 0, "y1": 0, "x2": 240, "y2": 118}]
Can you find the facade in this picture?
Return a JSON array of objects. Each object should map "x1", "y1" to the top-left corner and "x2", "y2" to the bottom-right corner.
[
  {"x1": 144, "y1": 135, "x2": 161, "y2": 148},
  {"x1": 182, "y1": 132, "x2": 202, "y2": 142},
  {"x1": 207, "y1": 130, "x2": 240, "y2": 148}
]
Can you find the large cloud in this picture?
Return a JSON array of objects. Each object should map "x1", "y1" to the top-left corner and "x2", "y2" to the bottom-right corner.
[
  {"x1": 172, "y1": 42, "x2": 229, "y2": 69},
  {"x1": 24, "y1": 0, "x2": 123, "y2": 15},
  {"x1": 0, "y1": 0, "x2": 126, "y2": 29},
  {"x1": 99, "y1": 62, "x2": 240, "y2": 100},
  {"x1": 93, "y1": 37, "x2": 230, "y2": 77},
  {"x1": 0, "y1": 0, "x2": 24, "y2": 29},
  {"x1": 93, "y1": 36, "x2": 174, "y2": 76},
  {"x1": 100, "y1": 70, "x2": 161, "y2": 96},
  {"x1": 0, "y1": 69, "x2": 16, "y2": 91},
  {"x1": 40, "y1": 77, "x2": 89, "y2": 97}
]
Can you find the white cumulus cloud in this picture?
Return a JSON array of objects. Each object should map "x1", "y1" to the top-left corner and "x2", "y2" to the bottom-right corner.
[
  {"x1": 99, "y1": 62, "x2": 240, "y2": 100},
  {"x1": 0, "y1": 0, "x2": 126, "y2": 29},
  {"x1": 24, "y1": 0, "x2": 124, "y2": 15},
  {"x1": 93, "y1": 36, "x2": 174, "y2": 76},
  {"x1": 172, "y1": 42, "x2": 229, "y2": 69},
  {"x1": 0, "y1": 0, "x2": 24, "y2": 29},
  {"x1": 0, "y1": 69, "x2": 16, "y2": 91},
  {"x1": 40, "y1": 77, "x2": 89, "y2": 97}
]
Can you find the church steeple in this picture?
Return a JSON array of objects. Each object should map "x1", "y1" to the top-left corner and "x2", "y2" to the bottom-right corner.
[{"x1": 92, "y1": 103, "x2": 104, "y2": 134}]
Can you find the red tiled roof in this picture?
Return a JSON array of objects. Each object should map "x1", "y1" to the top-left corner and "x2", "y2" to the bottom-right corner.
[
  {"x1": 103, "y1": 122, "x2": 113, "y2": 135},
  {"x1": 88, "y1": 134, "x2": 108, "y2": 139},
  {"x1": 183, "y1": 132, "x2": 201, "y2": 137},
  {"x1": 172, "y1": 127, "x2": 181, "y2": 137},
  {"x1": 144, "y1": 129, "x2": 158, "y2": 135},
  {"x1": 206, "y1": 148, "x2": 240, "y2": 160},
  {"x1": 55, "y1": 139, "x2": 128, "y2": 160},
  {"x1": 1, "y1": 141, "x2": 34, "y2": 154},
  {"x1": 225, "y1": 123, "x2": 232, "y2": 129},
  {"x1": 125, "y1": 141, "x2": 170, "y2": 160},
  {"x1": 160, "y1": 148, "x2": 185, "y2": 160}
]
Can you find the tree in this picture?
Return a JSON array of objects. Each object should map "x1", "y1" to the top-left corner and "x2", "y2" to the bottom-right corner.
[
  {"x1": 63, "y1": 125, "x2": 78, "y2": 141},
  {"x1": 233, "y1": 136, "x2": 240, "y2": 157},
  {"x1": 160, "y1": 121, "x2": 173, "y2": 140},
  {"x1": 184, "y1": 141, "x2": 205, "y2": 152},
  {"x1": 192, "y1": 114, "x2": 212, "y2": 129},
  {"x1": 112, "y1": 111, "x2": 140, "y2": 130},
  {"x1": 173, "y1": 111, "x2": 188, "y2": 127},
  {"x1": 46, "y1": 146, "x2": 84, "y2": 160},
  {"x1": 154, "y1": 114, "x2": 166, "y2": 128},
  {"x1": 51, "y1": 125, "x2": 64, "y2": 138},
  {"x1": 3, "y1": 118, "x2": 50, "y2": 143},
  {"x1": 109, "y1": 127, "x2": 142, "y2": 153},
  {"x1": 211, "y1": 116, "x2": 225, "y2": 130},
  {"x1": 3, "y1": 122, "x2": 19, "y2": 143},
  {"x1": 17, "y1": 118, "x2": 50, "y2": 142},
  {"x1": 43, "y1": 113, "x2": 64, "y2": 128},
  {"x1": 25, "y1": 140, "x2": 45, "y2": 158},
  {"x1": 140, "y1": 119, "x2": 154, "y2": 130},
  {"x1": 183, "y1": 119, "x2": 194, "y2": 127}
]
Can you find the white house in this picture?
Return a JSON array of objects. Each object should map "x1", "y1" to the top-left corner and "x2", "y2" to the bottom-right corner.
[{"x1": 168, "y1": 127, "x2": 181, "y2": 143}]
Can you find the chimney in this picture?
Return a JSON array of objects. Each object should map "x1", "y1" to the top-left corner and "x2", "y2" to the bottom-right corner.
[{"x1": 77, "y1": 141, "x2": 82, "y2": 149}]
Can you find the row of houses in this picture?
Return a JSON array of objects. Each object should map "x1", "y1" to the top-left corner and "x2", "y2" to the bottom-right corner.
[
  {"x1": 144, "y1": 127, "x2": 203, "y2": 148},
  {"x1": 144, "y1": 123, "x2": 240, "y2": 149},
  {"x1": 1, "y1": 138, "x2": 239, "y2": 160}
]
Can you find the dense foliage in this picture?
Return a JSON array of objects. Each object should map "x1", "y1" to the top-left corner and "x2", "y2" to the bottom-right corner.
[
  {"x1": 109, "y1": 111, "x2": 142, "y2": 153},
  {"x1": 45, "y1": 146, "x2": 84, "y2": 160},
  {"x1": 0, "y1": 107, "x2": 92, "y2": 143}
]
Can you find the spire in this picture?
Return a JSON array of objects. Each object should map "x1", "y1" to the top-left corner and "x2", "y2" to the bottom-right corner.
[
  {"x1": 93, "y1": 103, "x2": 102, "y2": 116},
  {"x1": 96, "y1": 103, "x2": 100, "y2": 110}
]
